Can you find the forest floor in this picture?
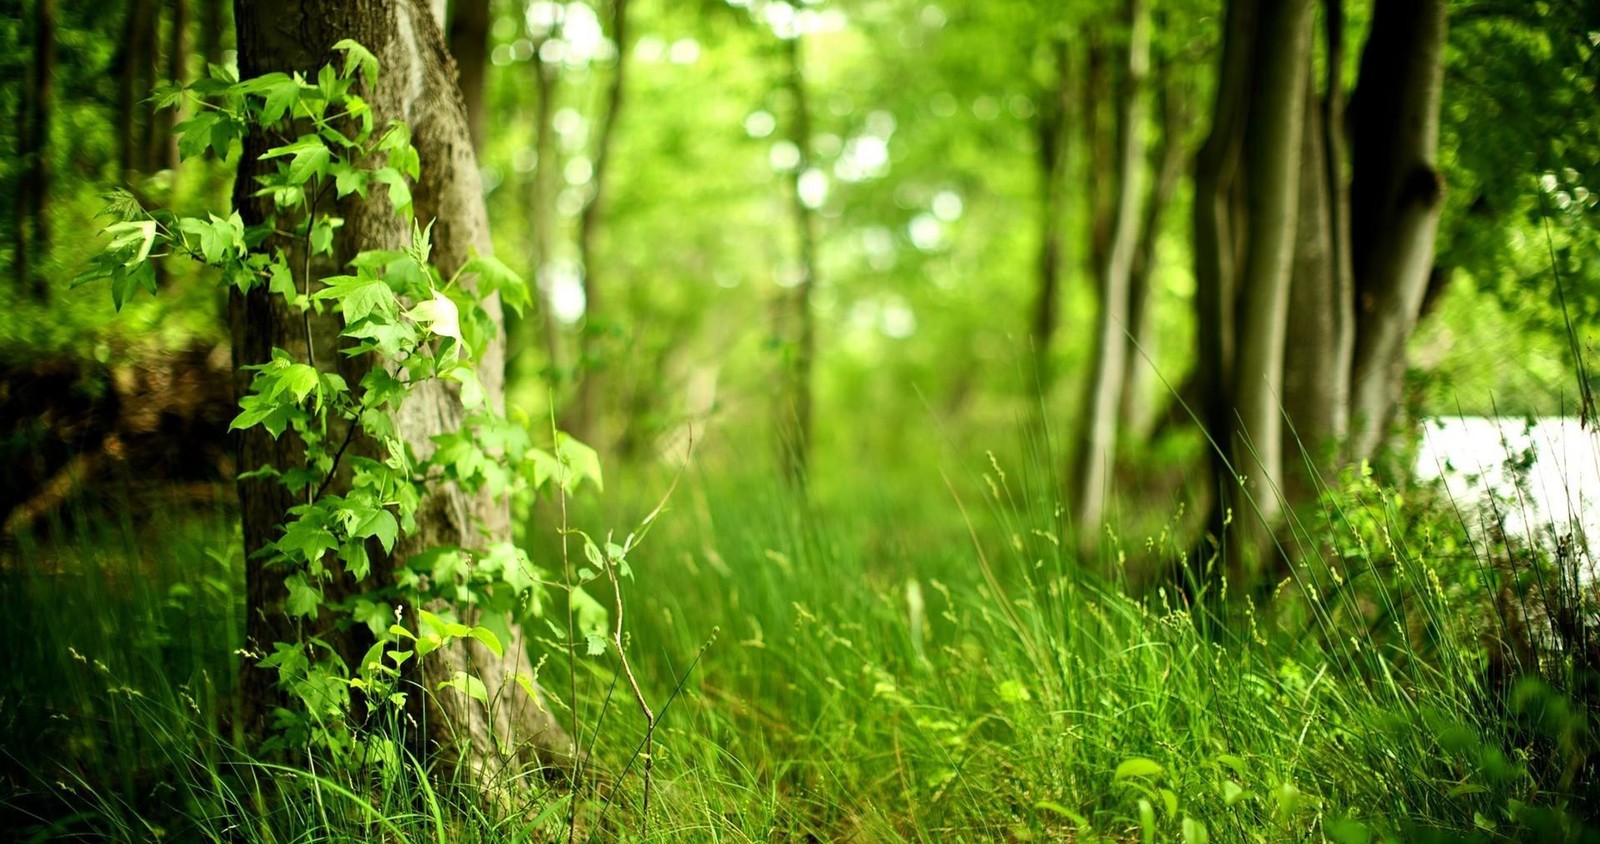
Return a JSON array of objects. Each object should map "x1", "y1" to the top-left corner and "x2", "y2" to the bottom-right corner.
[{"x1": 0, "y1": 455, "x2": 1595, "y2": 843}]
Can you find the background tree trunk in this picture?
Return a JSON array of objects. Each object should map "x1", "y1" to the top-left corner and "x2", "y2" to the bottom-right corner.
[
  {"x1": 522, "y1": 29, "x2": 566, "y2": 390},
  {"x1": 446, "y1": 0, "x2": 489, "y2": 151},
  {"x1": 160, "y1": 0, "x2": 190, "y2": 173},
  {"x1": 1190, "y1": 0, "x2": 1254, "y2": 560},
  {"x1": 14, "y1": 0, "x2": 54, "y2": 301},
  {"x1": 778, "y1": 33, "x2": 819, "y2": 486},
  {"x1": 1273, "y1": 70, "x2": 1350, "y2": 508},
  {"x1": 1227, "y1": 0, "x2": 1312, "y2": 568},
  {"x1": 231, "y1": 0, "x2": 575, "y2": 783},
  {"x1": 569, "y1": 0, "x2": 630, "y2": 445},
  {"x1": 1084, "y1": 35, "x2": 1115, "y2": 282},
  {"x1": 117, "y1": 0, "x2": 158, "y2": 178},
  {"x1": 1347, "y1": 0, "x2": 1449, "y2": 463},
  {"x1": 1073, "y1": 0, "x2": 1149, "y2": 543},
  {"x1": 1029, "y1": 39, "x2": 1070, "y2": 402},
  {"x1": 1119, "y1": 45, "x2": 1188, "y2": 437},
  {"x1": 201, "y1": 0, "x2": 226, "y2": 70}
]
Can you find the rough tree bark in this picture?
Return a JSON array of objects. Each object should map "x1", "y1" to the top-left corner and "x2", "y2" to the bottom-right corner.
[
  {"x1": 1073, "y1": 0, "x2": 1149, "y2": 541},
  {"x1": 231, "y1": 0, "x2": 576, "y2": 785},
  {"x1": 778, "y1": 32, "x2": 819, "y2": 486},
  {"x1": 569, "y1": 0, "x2": 631, "y2": 444},
  {"x1": 14, "y1": 0, "x2": 54, "y2": 301}
]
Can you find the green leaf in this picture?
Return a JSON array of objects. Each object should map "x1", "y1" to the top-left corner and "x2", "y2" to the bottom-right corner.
[
  {"x1": 438, "y1": 671, "x2": 488, "y2": 705},
  {"x1": 555, "y1": 433, "x2": 604, "y2": 492},
  {"x1": 445, "y1": 364, "x2": 485, "y2": 409},
  {"x1": 105, "y1": 220, "x2": 158, "y2": 266},
  {"x1": 332, "y1": 38, "x2": 380, "y2": 88},
  {"x1": 230, "y1": 393, "x2": 300, "y2": 438},
  {"x1": 174, "y1": 111, "x2": 221, "y2": 160},
  {"x1": 267, "y1": 257, "x2": 297, "y2": 299},
  {"x1": 376, "y1": 124, "x2": 420, "y2": 179},
  {"x1": 310, "y1": 218, "x2": 335, "y2": 256},
  {"x1": 460, "y1": 253, "x2": 531, "y2": 315},
  {"x1": 372, "y1": 167, "x2": 412, "y2": 219},
  {"x1": 1033, "y1": 802, "x2": 1088, "y2": 828},
  {"x1": 350, "y1": 507, "x2": 399, "y2": 554},
  {"x1": 570, "y1": 586, "x2": 608, "y2": 636},
  {"x1": 1181, "y1": 816, "x2": 1209, "y2": 844},
  {"x1": 280, "y1": 363, "x2": 320, "y2": 404},
  {"x1": 315, "y1": 274, "x2": 396, "y2": 323},
  {"x1": 278, "y1": 511, "x2": 338, "y2": 566},
  {"x1": 263, "y1": 136, "x2": 331, "y2": 185},
  {"x1": 585, "y1": 633, "x2": 608, "y2": 656},
  {"x1": 1325, "y1": 819, "x2": 1372, "y2": 844},
  {"x1": 513, "y1": 672, "x2": 536, "y2": 696},
  {"x1": 468, "y1": 627, "x2": 504, "y2": 658},
  {"x1": 285, "y1": 574, "x2": 323, "y2": 618},
  {"x1": 1114, "y1": 758, "x2": 1165, "y2": 782},
  {"x1": 257, "y1": 73, "x2": 303, "y2": 124},
  {"x1": 1214, "y1": 753, "x2": 1247, "y2": 777},
  {"x1": 331, "y1": 161, "x2": 368, "y2": 198},
  {"x1": 110, "y1": 263, "x2": 158, "y2": 312},
  {"x1": 1219, "y1": 779, "x2": 1249, "y2": 807}
]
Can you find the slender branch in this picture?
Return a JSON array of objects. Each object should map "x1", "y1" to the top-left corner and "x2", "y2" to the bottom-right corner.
[
  {"x1": 314, "y1": 412, "x2": 362, "y2": 502},
  {"x1": 558, "y1": 406, "x2": 583, "y2": 844},
  {"x1": 302, "y1": 176, "x2": 329, "y2": 372},
  {"x1": 604, "y1": 542, "x2": 655, "y2": 838}
]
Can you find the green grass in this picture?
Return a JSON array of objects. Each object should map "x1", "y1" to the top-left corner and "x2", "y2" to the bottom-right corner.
[{"x1": 0, "y1": 452, "x2": 1595, "y2": 842}]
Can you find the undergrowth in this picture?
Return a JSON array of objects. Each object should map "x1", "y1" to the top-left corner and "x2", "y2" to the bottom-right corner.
[{"x1": 2, "y1": 449, "x2": 1596, "y2": 842}]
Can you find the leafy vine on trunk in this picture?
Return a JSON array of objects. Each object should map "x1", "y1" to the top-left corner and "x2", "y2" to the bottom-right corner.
[{"x1": 79, "y1": 38, "x2": 602, "y2": 787}]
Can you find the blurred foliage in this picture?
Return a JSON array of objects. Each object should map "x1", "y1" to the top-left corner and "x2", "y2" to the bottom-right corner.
[{"x1": 2, "y1": 0, "x2": 1598, "y2": 460}]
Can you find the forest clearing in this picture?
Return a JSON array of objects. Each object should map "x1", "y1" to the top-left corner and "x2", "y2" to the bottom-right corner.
[{"x1": 0, "y1": 0, "x2": 1598, "y2": 841}]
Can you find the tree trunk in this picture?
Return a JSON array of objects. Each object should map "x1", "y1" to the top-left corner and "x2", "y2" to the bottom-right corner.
[
  {"x1": 1084, "y1": 35, "x2": 1115, "y2": 282},
  {"x1": 117, "y1": 0, "x2": 158, "y2": 177},
  {"x1": 1346, "y1": 0, "x2": 1448, "y2": 462},
  {"x1": 1281, "y1": 4, "x2": 1354, "y2": 507},
  {"x1": 201, "y1": 0, "x2": 226, "y2": 69},
  {"x1": 522, "y1": 31, "x2": 566, "y2": 388},
  {"x1": 1191, "y1": 0, "x2": 1255, "y2": 555},
  {"x1": 1073, "y1": 0, "x2": 1149, "y2": 542},
  {"x1": 1228, "y1": 0, "x2": 1313, "y2": 565},
  {"x1": 14, "y1": 0, "x2": 54, "y2": 301},
  {"x1": 1029, "y1": 39, "x2": 1070, "y2": 399},
  {"x1": 139, "y1": 1, "x2": 165, "y2": 172},
  {"x1": 569, "y1": 0, "x2": 630, "y2": 445},
  {"x1": 1119, "y1": 45, "x2": 1188, "y2": 436},
  {"x1": 445, "y1": 0, "x2": 489, "y2": 151},
  {"x1": 160, "y1": 0, "x2": 190, "y2": 172},
  {"x1": 231, "y1": 0, "x2": 576, "y2": 784},
  {"x1": 778, "y1": 33, "x2": 819, "y2": 486}
]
